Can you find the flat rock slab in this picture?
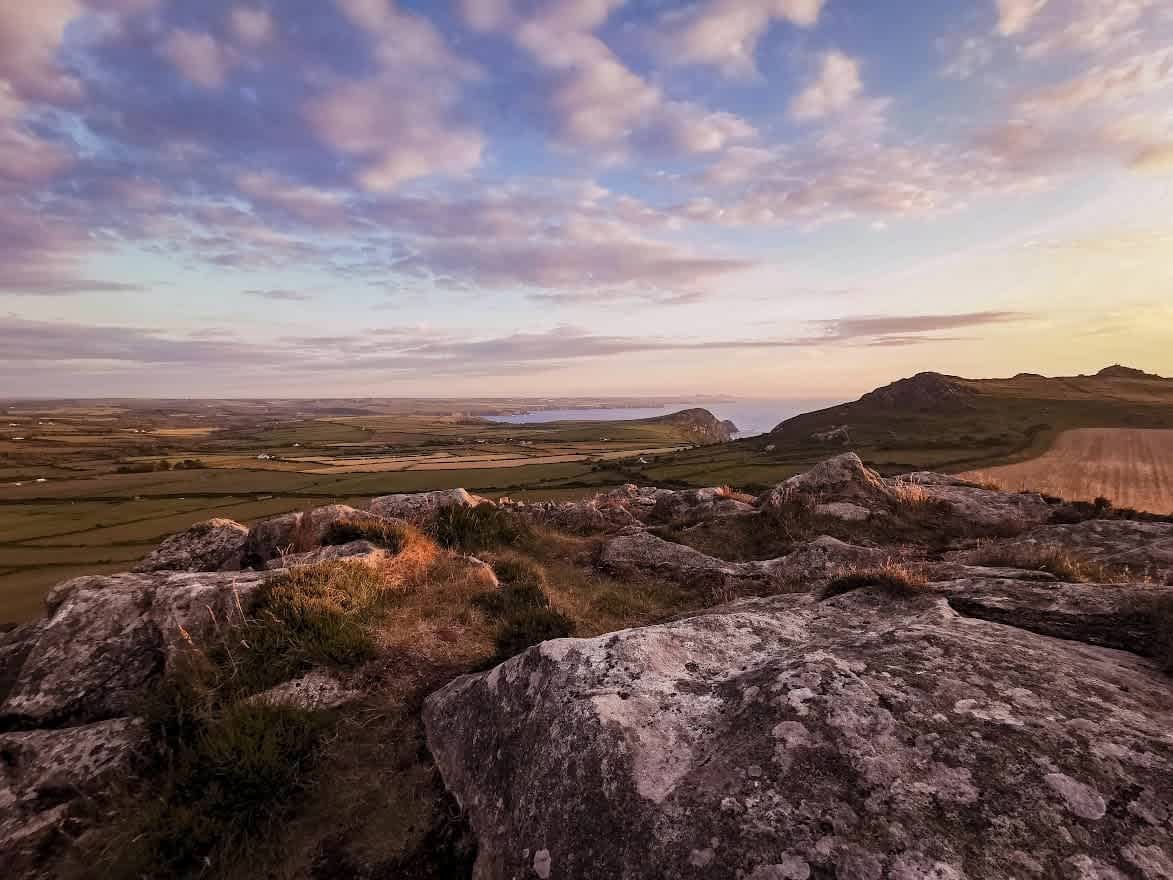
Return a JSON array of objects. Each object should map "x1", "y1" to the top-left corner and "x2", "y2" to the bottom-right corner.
[
  {"x1": 1016, "y1": 520, "x2": 1173, "y2": 584},
  {"x1": 934, "y1": 576, "x2": 1170, "y2": 658},
  {"x1": 425, "y1": 590, "x2": 1173, "y2": 880}
]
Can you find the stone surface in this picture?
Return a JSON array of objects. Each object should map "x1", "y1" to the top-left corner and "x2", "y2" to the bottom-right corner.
[
  {"x1": 425, "y1": 589, "x2": 1173, "y2": 880},
  {"x1": 1, "y1": 570, "x2": 268, "y2": 725},
  {"x1": 933, "y1": 577, "x2": 1170, "y2": 658},
  {"x1": 766, "y1": 452, "x2": 892, "y2": 507},
  {"x1": 815, "y1": 501, "x2": 871, "y2": 521},
  {"x1": 650, "y1": 488, "x2": 756, "y2": 524},
  {"x1": 0, "y1": 622, "x2": 43, "y2": 705},
  {"x1": 239, "y1": 504, "x2": 369, "y2": 569},
  {"x1": 368, "y1": 489, "x2": 487, "y2": 524},
  {"x1": 1012, "y1": 519, "x2": 1173, "y2": 584},
  {"x1": 133, "y1": 517, "x2": 248, "y2": 573},
  {"x1": 249, "y1": 670, "x2": 360, "y2": 711},
  {"x1": 599, "y1": 528, "x2": 775, "y2": 594},
  {"x1": 263, "y1": 539, "x2": 388, "y2": 570},
  {"x1": 759, "y1": 536, "x2": 889, "y2": 586},
  {"x1": 895, "y1": 472, "x2": 1050, "y2": 531},
  {"x1": 0, "y1": 718, "x2": 146, "y2": 873}
]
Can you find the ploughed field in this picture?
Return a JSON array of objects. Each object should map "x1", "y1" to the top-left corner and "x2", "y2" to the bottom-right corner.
[{"x1": 962, "y1": 428, "x2": 1173, "y2": 514}]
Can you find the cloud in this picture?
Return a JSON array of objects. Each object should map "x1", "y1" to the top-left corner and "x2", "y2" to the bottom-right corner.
[
  {"x1": 0, "y1": 0, "x2": 84, "y2": 102},
  {"x1": 304, "y1": 79, "x2": 484, "y2": 191},
  {"x1": 655, "y1": 0, "x2": 826, "y2": 76},
  {"x1": 1131, "y1": 142, "x2": 1173, "y2": 172},
  {"x1": 243, "y1": 288, "x2": 315, "y2": 301},
  {"x1": 160, "y1": 29, "x2": 232, "y2": 89},
  {"x1": 821, "y1": 311, "x2": 1025, "y2": 339},
  {"x1": 996, "y1": 0, "x2": 1048, "y2": 36},
  {"x1": 461, "y1": 0, "x2": 755, "y2": 157},
  {"x1": 789, "y1": 51, "x2": 865, "y2": 122},
  {"x1": 1017, "y1": 47, "x2": 1173, "y2": 115},
  {"x1": 228, "y1": 7, "x2": 274, "y2": 47}
]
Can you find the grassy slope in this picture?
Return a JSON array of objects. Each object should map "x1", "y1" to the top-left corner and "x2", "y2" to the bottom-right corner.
[{"x1": 638, "y1": 370, "x2": 1173, "y2": 489}]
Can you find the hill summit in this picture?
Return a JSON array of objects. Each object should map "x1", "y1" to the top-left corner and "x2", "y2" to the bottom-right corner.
[
  {"x1": 1096, "y1": 364, "x2": 1166, "y2": 380},
  {"x1": 856, "y1": 371, "x2": 974, "y2": 412}
]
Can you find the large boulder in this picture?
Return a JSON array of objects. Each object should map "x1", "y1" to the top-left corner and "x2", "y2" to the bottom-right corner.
[
  {"x1": 368, "y1": 489, "x2": 487, "y2": 524},
  {"x1": 0, "y1": 718, "x2": 146, "y2": 874},
  {"x1": 759, "y1": 535, "x2": 889, "y2": 586},
  {"x1": 1, "y1": 570, "x2": 269, "y2": 725},
  {"x1": 262, "y1": 539, "x2": 388, "y2": 570},
  {"x1": 134, "y1": 517, "x2": 248, "y2": 572},
  {"x1": 759, "y1": 453, "x2": 893, "y2": 509},
  {"x1": 650, "y1": 488, "x2": 755, "y2": 524},
  {"x1": 425, "y1": 589, "x2": 1173, "y2": 880}
]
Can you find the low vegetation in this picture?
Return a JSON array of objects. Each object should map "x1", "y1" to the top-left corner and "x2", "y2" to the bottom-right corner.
[
  {"x1": 431, "y1": 502, "x2": 531, "y2": 553},
  {"x1": 966, "y1": 543, "x2": 1127, "y2": 583},
  {"x1": 322, "y1": 514, "x2": 414, "y2": 551},
  {"x1": 821, "y1": 562, "x2": 927, "y2": 600}
]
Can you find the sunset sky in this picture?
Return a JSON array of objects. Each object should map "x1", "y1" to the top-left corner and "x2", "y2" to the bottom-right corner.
[{"x1": 2, "y1": 0, "x2": 1172, "y2": 397}]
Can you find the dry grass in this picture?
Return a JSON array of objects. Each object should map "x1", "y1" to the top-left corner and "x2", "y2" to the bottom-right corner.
[
  {"x1": 965, "y1": 543, "x2": 1129, "y2": 583},
  {"x1": 962, "y1": 428, "x2": 1173, "y2": 514},
  {"x1": 821, "y1": 561, "x2": 928, "y2": 600},
  {"x1": 714, "y1": 484, "x2": 757, "y2": 504}
]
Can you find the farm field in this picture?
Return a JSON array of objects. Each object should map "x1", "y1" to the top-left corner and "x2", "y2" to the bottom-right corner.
[
  {"x1": 961, "y1": 428, "x2": 1173, "y2": 514},
  {"x1": 0, "y1": 398, "x2": 729, "y2": 621}
]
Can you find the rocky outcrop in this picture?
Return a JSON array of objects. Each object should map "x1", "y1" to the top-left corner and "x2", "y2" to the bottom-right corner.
[
  {"x1": 249, "y1": 670, "x2": 360, "y2": 711},
  {"x1": 263, "y1": 539, "x2": 388, "y2": 570},
  {"x1": 601, "y1": 530, "x2": 885, "y2": 594},
  {"x1": 133, "y1": 517, "x2": 248, "y2": 572},
  {"x1": 1, "y1": 570, "x2": 268, "y2": 725},
  {"x1": 765, "y1": 452, "x2": 892, "y2": 508},
  {"x1": 933, "y1": 577, "x2": 1169, "y2": 658},
  {"x1": 858, "y1": 371, "x2": 974, "y2": 411},
  {"x1": 895, "y1": 472, "x2": 1050, "y2": 530},
  {"x1": 810, "y1": 425, "x2": 851, "y2": 445},
  {"x1": 650, "y1": 487, "x2": 755, "y2": 523},
  {"x1": 0, "y1": 718, "x2": 146, "y2": 872},
  {"x1": 600, "y1": 528, "x2": 774, "y2": 594},
  {"x1": 1007, "y1": 519, "x2": 1173, "y2": 584},
  {"x1": 425, "y1": 588, "x2": 1173, "y2": 880},
  {"x1": 368, "y1": 488, "x2": 487, "y2": 524},
  {"x1": 238, "y1": 504, "x2": 370, "y2": 568}
]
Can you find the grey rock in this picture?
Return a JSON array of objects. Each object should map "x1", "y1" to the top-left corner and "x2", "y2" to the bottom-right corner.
[
  {"x1": 651, "y1": 487, "x2": 755, "y2": 524},
  {"x1": 425, "y1": 589, "x2": 1173, "y2": 880},
  {"x1": 240, "y1": 504, "x2": 370, "y2": 569},
  {"x1": 934, "y1": 576, "x2": 1170, "y2": 658},
  {"x1": 0, "y1": 718, "x2": 146, "y2": 873},
  {"x1": 762, "y1": 452, "x2": 892, "y2": 508},
  {"x1": 2, "y1": 570, "x2": 268, "y2": 725},
  {"x1": 249, "y1": 670, "x2": 360, "y2": 711},
  {"x1": 759, "y1": 536, "x2": 888, "y2": 586},
  {"x1": 1012, "y1": 520, "x2": 1173, "y2": 584},
  {"x1": 0, "y1": 622, "x2": 44, "y2": 705},
  {"x1": 368, "y1": 489, "x2": 487, "y2": 524},
  {"x1": 895, "y1": 472, "x2": 1050, "y2": 531},
  {"x1": 599, "y1": 528, "x2": 775, "y2": 594},
  {"x1": 263, "y1": 539, "x2": 387, "y2": 570},
  {"x1": 133, "y1": 517, "x2": 248, "y2": 573},
  {"x1": 815, "y1": 501, "x2": 871, "y2": 521}
]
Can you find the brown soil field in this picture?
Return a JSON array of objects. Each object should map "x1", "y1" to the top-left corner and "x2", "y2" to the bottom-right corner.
[{"x1": 962, "y1": 428, "x2": 1173, "y2": 514}]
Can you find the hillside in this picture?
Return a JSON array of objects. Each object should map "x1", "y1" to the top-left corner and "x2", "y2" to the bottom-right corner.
[
  {"x1": 633, "y1": 366, "x2": 1173, "y2": 490},
  {"x1": 3, "y1": 460, "x2": 1172, "y2": 878},
  {"x1": 643, "y1": 407, "x2": 738, "y2": 443}
]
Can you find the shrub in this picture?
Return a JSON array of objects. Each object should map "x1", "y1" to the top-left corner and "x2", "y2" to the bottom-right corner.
[
  {"x1": 489, "y1": 556, "x2": 550, "y2": 612},
  {"x1": 493, "y1": 607, "x2": 574, "y2": 659},
  {"x1": 322, "y1": 515, "x2": 412, "y2": 552},
  {"x1": 431, "y1": 503, "x2": 530, "y2": 553},
  {"x1": 821, "y1": 563, "x2": 927, "y2": 600}
]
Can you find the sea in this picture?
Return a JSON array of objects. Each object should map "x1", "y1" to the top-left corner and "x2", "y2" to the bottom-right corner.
[{"x1": 487, "y1": 398, "x2": 843, "y2": 439}]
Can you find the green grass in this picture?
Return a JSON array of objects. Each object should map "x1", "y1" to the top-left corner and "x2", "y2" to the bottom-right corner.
[{"x1": 431, "y1": 503, "x2": 531, "y2": 553}]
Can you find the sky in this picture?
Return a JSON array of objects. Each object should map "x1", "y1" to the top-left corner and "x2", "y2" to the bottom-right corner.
[{"x1": 1, "y1": 0, "x2": 1172, "y2": 399}]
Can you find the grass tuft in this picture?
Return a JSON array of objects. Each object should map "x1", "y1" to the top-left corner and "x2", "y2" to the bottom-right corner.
[
  {"x1": 966, "y1": 544, "x2": 1126, "y2": 583},
  {"x1": 321, "y1": 515, "x2": 414, "y2": 552},
  {"x1": 821, "y1": 562, "x2": 927, "y2": 600},
  {"x1": 431, "y1": 503, "x2": 531, "y2": 553}
]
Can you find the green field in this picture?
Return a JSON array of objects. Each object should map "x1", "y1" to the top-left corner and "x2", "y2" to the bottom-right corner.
[{"x1": 0, "y1": 399, "x2": 730, "y2": 621}]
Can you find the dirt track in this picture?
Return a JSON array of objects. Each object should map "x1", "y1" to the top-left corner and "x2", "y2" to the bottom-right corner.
[{"x1": 962, "y1": 428, "x2": 1173, "y2": 514}]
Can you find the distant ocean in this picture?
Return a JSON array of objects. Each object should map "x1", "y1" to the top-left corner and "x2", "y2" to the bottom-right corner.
[{"x1": 487, "y1": 398, "x2": 843, "y2": 438}]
